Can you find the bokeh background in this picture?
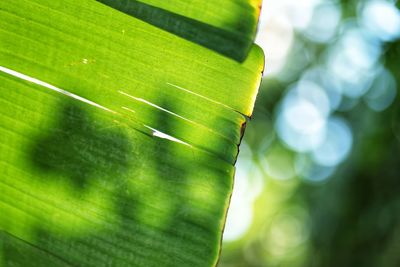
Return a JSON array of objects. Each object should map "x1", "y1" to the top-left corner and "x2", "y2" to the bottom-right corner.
[{"x1": 219, "y1": 0, "x2": 400, "y2": 266}]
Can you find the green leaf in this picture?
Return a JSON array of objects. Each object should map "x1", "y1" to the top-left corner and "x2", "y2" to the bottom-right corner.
[
  {"x1": 0, "y1": 0, "x2": 263, "y2": 266},
  {"x1": 1, "y1": 231, "x2": 70, "y2": 267},
  {"x1": 96, "y1": 0, "x2": 262, "y2": 61}
]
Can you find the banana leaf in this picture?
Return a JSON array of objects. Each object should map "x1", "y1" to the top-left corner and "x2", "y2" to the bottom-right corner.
[
  {"x1": 0, "y1": 0, "x2": 264, "y2": 266},
  {"x1": 96, "y1": 0, "x2": 262, "y2": 61}
]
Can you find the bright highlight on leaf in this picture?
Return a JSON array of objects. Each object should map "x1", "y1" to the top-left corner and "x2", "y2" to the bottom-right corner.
[{"x1": 0, "y1": 0, "x2": 264, "y2": 266}]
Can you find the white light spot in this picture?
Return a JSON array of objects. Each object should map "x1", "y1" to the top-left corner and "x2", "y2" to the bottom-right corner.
[
  {"x1": 304, "y1": 2, "x2": 342, "y2": 43},
  {"x1": 256, "y1": 7, "x2": 294, "y2": 76},
  {"x1": 327, "y1": 24, "x2": 382, "y2": 98},
  {"x1": 312, "y1": 117, "x2": 353, "y2": 167},
  {"x1": 360, "y1": 0, "x2": 400, "y2": 42},
  {"x1": 276, "y1": 82, "x2": 329, "y2": 152},
  {"x1": 224, "y1": 143, "x2": 264, "y2": 242},
  {"x1": 301, "y1": 67, "x2": 343, "y2": 110}
]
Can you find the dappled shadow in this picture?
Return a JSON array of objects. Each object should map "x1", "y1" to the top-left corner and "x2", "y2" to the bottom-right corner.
[
  {"x1": 1, "y1": 93, "x2": 231, "y2": 267},
  {"x1": 30, "y1": 102, "x2": 132, "y2": 189}
]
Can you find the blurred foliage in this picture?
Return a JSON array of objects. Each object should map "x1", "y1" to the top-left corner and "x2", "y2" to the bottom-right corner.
[{"x1": 220, "y1": 0, "x2": 400, "y2": 266}]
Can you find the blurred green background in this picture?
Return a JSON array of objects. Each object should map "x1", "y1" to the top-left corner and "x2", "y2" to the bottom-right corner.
[{"x1": 219, "y1": 0, "x2": 400, "y2": 266}]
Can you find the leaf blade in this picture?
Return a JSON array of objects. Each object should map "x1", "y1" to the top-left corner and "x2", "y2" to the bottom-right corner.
[{"x1": 0, "y1": 0, "x2": 263, "y2": 266}]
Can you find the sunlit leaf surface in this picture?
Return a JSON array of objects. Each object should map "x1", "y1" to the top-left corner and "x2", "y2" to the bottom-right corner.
[
  {"x1": 0, "y1": 0, "x2": 263, "y2": 266},
  {"x1": 97, "y1": 0, "x2": 262, "y2": 61}
]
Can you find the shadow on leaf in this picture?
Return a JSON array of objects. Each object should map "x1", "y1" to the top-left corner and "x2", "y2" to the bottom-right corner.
[{"x1": 31, "y1": 102, "x2": 132, "y2": 189}]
